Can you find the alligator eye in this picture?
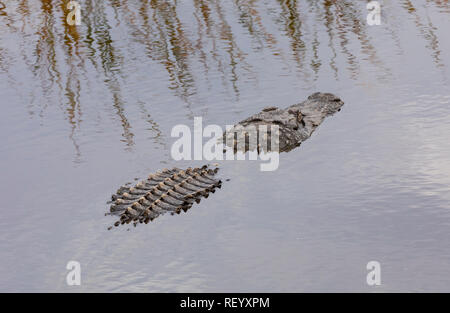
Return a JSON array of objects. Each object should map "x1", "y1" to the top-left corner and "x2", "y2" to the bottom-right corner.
[{"x1": 333, "y1": 98, "x2": 341, "y2": 102}]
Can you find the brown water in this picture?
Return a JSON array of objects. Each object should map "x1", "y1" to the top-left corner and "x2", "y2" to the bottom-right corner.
[{"x1": 1, "y1": 0, "x2": 450, "y2": 292}]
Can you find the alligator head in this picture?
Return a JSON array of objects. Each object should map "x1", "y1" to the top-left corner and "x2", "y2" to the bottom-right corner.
[{"x1": 223, "y1": 92, "x2": 344, "y2": 152}]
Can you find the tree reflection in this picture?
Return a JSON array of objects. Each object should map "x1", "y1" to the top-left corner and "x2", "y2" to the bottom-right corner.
[{"x1": 0, "y1": 0, "x2": 448, "y2": 158}]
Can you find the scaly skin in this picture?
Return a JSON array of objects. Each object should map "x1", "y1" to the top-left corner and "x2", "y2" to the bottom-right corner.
[
  {"x1": 108, "y1": 165, "x2": 221, "y2": 229},
  {"x1": 223, "y1": 92, "x2": 344, "y2": 152}
]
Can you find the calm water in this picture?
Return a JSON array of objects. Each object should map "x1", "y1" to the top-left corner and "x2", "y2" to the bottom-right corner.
[{"x1": 1, "y1": 0, "x2": 450, "y2": 292}]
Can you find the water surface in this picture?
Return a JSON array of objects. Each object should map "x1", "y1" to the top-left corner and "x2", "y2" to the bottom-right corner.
[{"x1": 1, "y1": 0, "x2": 450, "y2": 292}]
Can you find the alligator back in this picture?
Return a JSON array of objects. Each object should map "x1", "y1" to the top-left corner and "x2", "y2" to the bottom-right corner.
[{"x1": 108, "y1": 165, "x2": 221, "y2": 229}]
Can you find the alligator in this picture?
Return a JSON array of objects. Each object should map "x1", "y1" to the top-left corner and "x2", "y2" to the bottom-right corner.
[{"x1": 108, "y1": 92, "x2": 344, "y2": 229}]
